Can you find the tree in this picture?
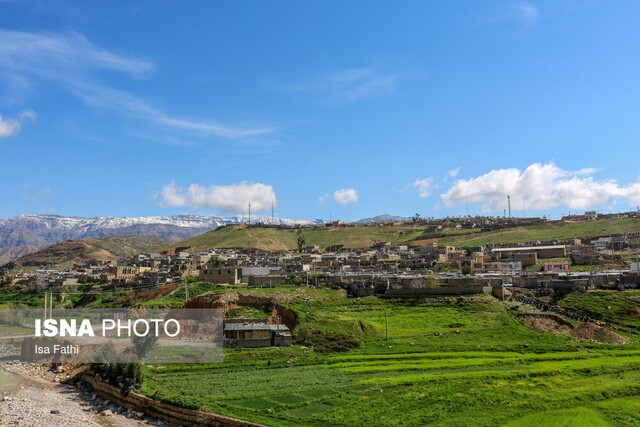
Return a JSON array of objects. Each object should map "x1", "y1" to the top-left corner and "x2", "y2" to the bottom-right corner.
[
  {"x1": 424, "y1": 275, "x2": 438, "y2": 288},
  {"x1": 130, "y1": 333, "x2": 159, "y2": 359},
  {"x1": 297, "y1": 235, "x2": 306, "y2": 253},
  {"x1": 412, "y1": 213, "x2": 421, "y2": 222},
  {"x1": 207, "y1": 257, "x2": 222, "y2": 267}
]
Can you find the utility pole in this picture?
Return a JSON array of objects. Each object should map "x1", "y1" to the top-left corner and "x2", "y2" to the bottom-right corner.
[
  {"x1": 248, "y1": 202, "x2": 251, "y2": 225},
  {"x1": 465, "y1": 198, "x2": 469, "y2": 217},
  {"x1": 507, "y1": 195, "x2": 511, "y2": 218},
  {"x1": 385, "y1": 312, "x2": 389, "y2": 340},
  {"x1": 44, "y1": 292, "x2": 48, "y2": 320},
  {"x1": 50, "y1": 292, "x2": 53, "y2": 318}
]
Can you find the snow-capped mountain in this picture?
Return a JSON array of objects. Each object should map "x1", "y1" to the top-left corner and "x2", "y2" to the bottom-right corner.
[{"x1": 0, "y1": 214, "x2": 326, "y2": 258}]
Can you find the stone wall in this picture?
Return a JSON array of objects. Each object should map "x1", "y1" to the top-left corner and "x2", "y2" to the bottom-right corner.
[{"x1": 81, "y1": 372, "x2": 264, "y2": 427}]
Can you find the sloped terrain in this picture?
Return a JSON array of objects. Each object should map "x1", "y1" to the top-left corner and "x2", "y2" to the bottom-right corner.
[{"x1": 2, "y1": 235, "x2": 170, "y2": 269}]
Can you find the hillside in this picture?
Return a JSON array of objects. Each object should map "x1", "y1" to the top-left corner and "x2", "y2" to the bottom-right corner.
[
  {"x1": 163, "y1": 217, "x2": 640, "y2": 252},
  {"x1": 0, "y1": 214, "x2": 328, "y2": 262},
  {"x1": 0, "y1": 245, "x2": 41, "y2": 265},
  {"x1": 161, "y1": 223, "x2": 426, "y2": 252},
  {"x1": 2, "y1": 235, "x2": 170, "y2": 270},
  {"x1": 437, "y1": 217, "x2": 640, "y2": 246}
]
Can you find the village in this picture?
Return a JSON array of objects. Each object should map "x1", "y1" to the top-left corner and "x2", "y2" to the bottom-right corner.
[{"x1": 5, "y1": 210, "x2": 640, "y2": 297}]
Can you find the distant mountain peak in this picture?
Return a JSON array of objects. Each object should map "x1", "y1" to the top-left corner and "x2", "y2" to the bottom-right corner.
[
  {"x1": 355, "y1": 214, "x2": 411, "y2": 223},
  {"x1": 0, "y1": 214, "x2": 327, "y2": 263}
]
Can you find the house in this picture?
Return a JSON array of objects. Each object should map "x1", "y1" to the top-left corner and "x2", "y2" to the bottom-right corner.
[
  {"x1": 223, "y1": 322, "x2": 292, "y2": 348},
  {"x1": 200, "y1": 266, "x2": 240, "y2": 284},
  {"x1": 492, "y1": 245, "x2": 566, "y2": 260},
  {"x1": 543, "y1": 261, "x2": 570, "y2": 272}
]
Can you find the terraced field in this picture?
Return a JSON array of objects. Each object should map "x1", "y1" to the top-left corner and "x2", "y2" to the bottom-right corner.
[{"x1": 141, "y1": 290, "x2": 640, "y2": 426}]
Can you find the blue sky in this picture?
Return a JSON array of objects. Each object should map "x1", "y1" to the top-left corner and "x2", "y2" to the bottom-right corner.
[{"x1": 1, "y1": 0, "x2": 640, "y2": 221}]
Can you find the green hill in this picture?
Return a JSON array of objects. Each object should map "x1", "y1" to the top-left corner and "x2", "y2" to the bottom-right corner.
[
  {"x1": 4, "y1": 235, "x2": 170, "y2": 270},
  {"x1": 161, "y1": 223, "x2": 426, "y2": 252},
  {"x1": 163, "y1": 217, "x2": 640, "y2": 252},
  {"x1": 437, "y1": 217, "x2": 640, "y2": 247}
]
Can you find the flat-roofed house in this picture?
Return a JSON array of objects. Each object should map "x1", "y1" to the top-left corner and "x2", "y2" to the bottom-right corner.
[{"x1": 223, "y1": 322, "x2": 291, "y2": 348}]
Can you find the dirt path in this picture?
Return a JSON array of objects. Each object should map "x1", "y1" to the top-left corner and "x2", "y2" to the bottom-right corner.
[{"x1": 0, "y1": 365, "x2": 172, "y2": 427}]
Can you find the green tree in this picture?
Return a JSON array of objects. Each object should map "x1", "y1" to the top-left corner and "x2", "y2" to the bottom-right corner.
[
  {"x1": 207, "y1": 257, "x2": 222, "y2": 267},
  {"x1": 131, "y1": 333, "x2": 159, "y2": 359},
  {"x1": 297, "y1": 235, "x2": 306, "y2": 253}
]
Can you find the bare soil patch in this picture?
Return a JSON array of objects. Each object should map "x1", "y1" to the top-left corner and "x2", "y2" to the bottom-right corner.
[
  {"x1": 625, "y1": 306, "x2": 640, "y2": 319},
  {"x1": 520, "y1": 314, "x2": 572, "y2": 334},
  {"x1": 570, "y1": 322, "x2": 629, "y2": 344}
]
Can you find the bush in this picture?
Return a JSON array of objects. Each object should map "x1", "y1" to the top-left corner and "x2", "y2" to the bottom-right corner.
[
  {"x1": 89, "y1": 344, "x2": 144, "y2": 396},
  {"x1": 130, "y1": 333, "x2": 159, "y2": 359}
]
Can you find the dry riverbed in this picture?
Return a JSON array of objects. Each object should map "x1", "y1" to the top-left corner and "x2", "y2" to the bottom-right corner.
[{"x1": 0, "y1": 362, "x2": 175, "y2": 427}]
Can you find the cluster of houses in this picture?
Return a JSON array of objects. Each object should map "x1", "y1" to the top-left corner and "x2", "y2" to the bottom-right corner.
[{"x1": 6, "y1": 229, "x2": 639, "y2": 293}]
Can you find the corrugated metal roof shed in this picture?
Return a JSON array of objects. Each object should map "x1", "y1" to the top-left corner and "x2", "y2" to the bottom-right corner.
[{"x1": 224, "y1": 322, "x2": 290, "y2": 332}]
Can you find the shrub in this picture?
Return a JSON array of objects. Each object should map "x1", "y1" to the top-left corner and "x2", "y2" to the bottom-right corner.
[{"x1": 89, "y1": 344, "x2": 144, "y2": 396}]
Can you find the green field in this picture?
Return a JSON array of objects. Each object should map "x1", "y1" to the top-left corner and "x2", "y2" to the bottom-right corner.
[
  {"x1": 140, "y1": 289, "x2": 640, "y2": 426},
  {"x1": 559, "y1": 290, "x2": 640, "y2": 329}
]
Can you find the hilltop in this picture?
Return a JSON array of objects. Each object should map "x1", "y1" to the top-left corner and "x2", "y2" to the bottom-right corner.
[
  {"x1": 161, "y1": 223, "x2": 427, "y2": 252},
  {"x1": 2, "y1": 235, "x2": 170, "y2": 270},
  {"x1": 163, "y1": 217, "x2": 640, "y2": 252}
]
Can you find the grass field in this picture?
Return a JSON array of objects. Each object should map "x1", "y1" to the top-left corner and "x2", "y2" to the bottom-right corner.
[
  {"x1": 140, "y1": 289, "x2": 640, "y2": 426},
  {"x1": 161, "y1": 223, "x2": 427, "y2": 252},
  {"x1": 559, "y1": 290, "x2": 640, "y2": 329}
]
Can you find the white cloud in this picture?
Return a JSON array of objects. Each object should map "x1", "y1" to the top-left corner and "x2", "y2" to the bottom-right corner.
[
  {"x1": 0, "y1": 29, "x2": 274, "y2": 141},
  {"x1": 0, "y1": 109, "x2": 36, "y2": 138},
  {"x1": 446, "y1": 167, "x2": 460, "y2": 178},
  {"x1": 157, "y1": 181, "x2": 276, "y2": 214},
  {"x1": 334, "y1": 188, "x2": 358, "y2": 205},
  {"x1": 510, "y1": 3, "x2": 539, "y2": 21},
  {"x1": 22, "y1": 185, "x2": 53, "y2": 200},
  {"x1": 318, "y1": 193, "x2": 329, "y2": 202},
  {"x1": 0, "y1": 29, "x2": 151, "y2": 75},
  {"x1": 268, "y1": 68, "x2": 398, "y2": 102},
  {"x1": 441, "y1": 162, "x2": 640, "y2": 212},
  {"x1": 412, "y1": 178, "x2": 434, "y2": 198}
]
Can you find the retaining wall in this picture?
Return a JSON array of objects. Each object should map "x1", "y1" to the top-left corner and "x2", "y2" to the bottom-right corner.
[{"x1": 80, "y1": 372, "x2": 264, "y2": 427}]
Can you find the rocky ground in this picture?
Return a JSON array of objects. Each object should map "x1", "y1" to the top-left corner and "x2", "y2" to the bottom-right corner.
[{"x1": 0, "y1": 362, "x2": 176, "y2": 427}]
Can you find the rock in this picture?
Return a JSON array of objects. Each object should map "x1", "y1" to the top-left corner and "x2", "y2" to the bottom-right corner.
[
  {"x1": 100, "y1": 409, "x2": 114, "y2": 416},
  {"x1": 50, "y1": 409, "x2": 60, "y2": 414}
]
